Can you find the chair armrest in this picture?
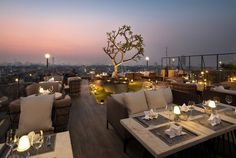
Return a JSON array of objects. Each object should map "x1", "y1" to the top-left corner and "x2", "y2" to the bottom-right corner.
[
  {"x1": 0, "y1": 113, "x2": 10, "y2": 143},
  {"x1": 107, "y1": 96, "x2": 129, "y2": 140},
  {"x1": 8, "y1": 99, "x2": 21, "y2": 129},
  {"x1": 53, "y1": 95, "x2": 72, "y2": 132}
]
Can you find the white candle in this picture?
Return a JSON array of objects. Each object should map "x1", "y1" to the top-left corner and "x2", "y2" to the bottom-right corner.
[
  {"x1": 208, "y1": 100, "x2": 216, "y2": 108},
  {"x1": 173, "y1": 106, "x2": 181, "y2": 115},
  {"x1": 17, "y1": 135, "x2": 31, "y2": 152}
]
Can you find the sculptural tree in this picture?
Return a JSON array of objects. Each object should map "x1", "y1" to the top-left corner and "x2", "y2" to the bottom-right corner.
[{"x1": 103, "y1": 25, "x2": 144, "y2": 78}]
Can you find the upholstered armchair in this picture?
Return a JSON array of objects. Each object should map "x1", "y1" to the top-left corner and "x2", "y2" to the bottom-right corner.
[
  {"x1": 65, "y1": 77, "x2": 81, "y2": 95},
  {"x1": 25, "y1": 82, "x2": 62, "y2": 96},
  {"x1": 8, "y1": 94, "x2": 72, "y2": 133}
]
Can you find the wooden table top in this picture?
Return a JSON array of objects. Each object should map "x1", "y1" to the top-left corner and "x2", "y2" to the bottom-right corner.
[
  {"x1": 121, "y1": 103, "x2": 236, "y2": 158},
  {"x1": 31, "y1": 131, "x2": 73, "y2": 158}
]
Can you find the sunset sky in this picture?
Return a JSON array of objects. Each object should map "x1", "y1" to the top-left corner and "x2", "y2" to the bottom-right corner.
[{"x1": 0, "y1": 0, "x2": 236, "y2": 65}]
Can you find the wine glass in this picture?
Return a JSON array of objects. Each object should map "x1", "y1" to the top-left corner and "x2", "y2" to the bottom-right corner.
[
  {"x1": 188, "y1": 101, "x2": 195, "y2": 118},
  {"x1": 225, "y1": 95, "x2": 232, "y2": 105},
  {"x1": 165, "y1": 104, "x2": 173, "y2": 122},
  {"x1": 201, "y1": 100, "x2": 208, "y2": 113},
  {"x1": 32, "y1": 131, "x2": 44, "y2": 157}
]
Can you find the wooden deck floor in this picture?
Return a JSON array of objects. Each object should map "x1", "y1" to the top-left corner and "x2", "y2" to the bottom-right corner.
[{"x1": 68, "y1": 80, "x2": 133, "y2": 158}]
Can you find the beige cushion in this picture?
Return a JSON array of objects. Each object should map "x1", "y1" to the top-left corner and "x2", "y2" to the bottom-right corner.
[
  {"x1": 17, "y1": 95, "x2": 54, "y2": 136},
  {"x1": 161, "y1": 87, "x2": 173, "y2": 104},
  {"x1": 124, "y1": 91, "x2": 148, "y2": 115},
  {"x1": 111, "y1": 93, "x2": 124, "y2": 105},
  {"x1": 144, "y1": 90, "x2": 167, "y2": 109}
]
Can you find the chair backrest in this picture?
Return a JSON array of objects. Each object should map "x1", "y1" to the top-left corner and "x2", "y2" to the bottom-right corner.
[
  {"x1": 25, "y1": 83, "x2": 39, "y2": 96},
  {"x1": 44, "y1": 75, "x2": 64, "y2": 82},
  {"x1": 39, "y1": 82, "x2": 62, "y2": 93},
  {"x1": 170, "y1": 82, "x2": 197, "y2": 93},
  {"x1": 68, "y1": 77, "x2": 81, "y2": 94}
]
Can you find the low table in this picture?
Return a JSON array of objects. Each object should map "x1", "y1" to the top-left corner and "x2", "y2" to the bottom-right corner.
[{"x1": 121, "y1": 104, "x2": 236, "y2": 158}]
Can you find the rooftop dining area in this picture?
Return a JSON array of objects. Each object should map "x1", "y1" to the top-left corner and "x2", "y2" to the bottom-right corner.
[
  {"x1": 0, "y1": 68, "x2": 236, "y2": 158},
  {"x1": 1, "y1": 1, "x2": 236, "y2": 157}
]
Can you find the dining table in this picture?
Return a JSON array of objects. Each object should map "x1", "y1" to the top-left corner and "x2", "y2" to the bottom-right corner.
[{"x1": 121, "y1": 103, "x2": 236, "y2": 158}]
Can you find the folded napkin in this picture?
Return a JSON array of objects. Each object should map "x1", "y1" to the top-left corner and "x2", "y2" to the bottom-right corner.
[
  {"x1": 208, "y1": 113, "x2": 221, "y2": 126},
  {"x1": 180, "y1": 103, "x2": 189, "y2": 112},
  {"x1": 165, "y1": 124, "x2": 186, "y2": 138},
  {"x1": 143, "y1": 109, "x2": 158, "y2": 120}
]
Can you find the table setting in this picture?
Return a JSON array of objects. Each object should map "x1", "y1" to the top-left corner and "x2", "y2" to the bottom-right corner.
[
  {"x1": 121, "y1": 98, "x2": 236, "y2": 157},
  {"x1": 150, "y1": 123, "x2": 198, "y2": 146},
  {"x1": 133, "y1": 109, "x2": 169, "y2": 128},
  {"x1": 0, "y1": 129, "x2": 56, "y2": 158}
]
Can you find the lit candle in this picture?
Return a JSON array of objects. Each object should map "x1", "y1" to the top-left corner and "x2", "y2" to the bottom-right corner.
[
  {"x1": 208, "y1": 100, "x2": 216, "y2": 109},
  {"x1": 17, "y1": 135, "x2": 31, "y2": 152},
  {"x1": 39, "y1": 87, "x2": 44, "y2": 94},
  {"x1": 173, "y1": 106, "x2": 181, "y2": 115}
]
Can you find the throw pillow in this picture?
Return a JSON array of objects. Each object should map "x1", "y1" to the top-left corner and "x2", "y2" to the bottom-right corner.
[
  {"x1": 111, "y1": 93, "x2": 124, "y2": 105},
  {"x1": 161, "y1": 87, "x2": 173, "y2": 104},
  {"x1": 124, "y1": 90, "x2": 148, "y2": 115},
  {"x1": 144, "y1": 90, "x2": 167, "y2": 109},
  {"x1": 17, "y1": 95, "x2": 54, "y2": 136}
]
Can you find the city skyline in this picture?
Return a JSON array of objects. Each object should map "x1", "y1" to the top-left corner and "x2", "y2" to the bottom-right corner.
[{"x1": 0, "y1": 0, "x2": 236, "y2": 65}]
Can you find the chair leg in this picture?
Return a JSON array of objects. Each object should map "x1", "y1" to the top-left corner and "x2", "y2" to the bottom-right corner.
[
  {"x1": 106, "y1": 120, "x2": 109, "y2": 129},
  {"x1": 123, "y1": 139, "x2": 127, "y2": 153}
]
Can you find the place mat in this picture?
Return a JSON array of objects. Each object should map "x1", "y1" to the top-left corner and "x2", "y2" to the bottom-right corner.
[
  {"x1": 195, "y1": 104, "x2": 226, "y2": 111},
  {"x1": 13, "y1": 134, "x2": 56, "y2": 156},
  {"x1": 133, "y1": 115, "x2": 169, "y2": 128},
  {"x1": 184, "y1": 109, "x2": 204, "y2": 117},
  {"x1": 222, "y1": 109, "x2": 236, "y2": 118},
  {"x1": 150, "y1": 124, "x2": 198, "y2": 146},
  {"x1": 193, "y1": 116, "x2": 234, "y2": 131},
  {"x1": 215, "y1": 104, "x2": 227, "y2": 110}
]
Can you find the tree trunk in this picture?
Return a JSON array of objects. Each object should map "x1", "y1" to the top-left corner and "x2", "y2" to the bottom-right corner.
[{"x1": 112, "y1": 65, "x2": 119, "y2": 79}]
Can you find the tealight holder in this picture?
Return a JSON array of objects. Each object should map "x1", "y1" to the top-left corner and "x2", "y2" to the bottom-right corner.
[
  {"x1": 173, "y1": 106, "x2": 181, "y2": 122},
  {"x1": 17, "y1": 135, "x2": 31, "y2": 152},
  {"x1": 208, "y1": 100, "x2": 216, "y2": 114}
]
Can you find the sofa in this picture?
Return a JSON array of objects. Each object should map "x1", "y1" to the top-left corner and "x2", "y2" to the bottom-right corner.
[
  {"x1": 8, "y1": 94, "x2": 72, "y2": 133},
  {"x1": 106, "y1": 87, "x2": 200, "y2": 151}
]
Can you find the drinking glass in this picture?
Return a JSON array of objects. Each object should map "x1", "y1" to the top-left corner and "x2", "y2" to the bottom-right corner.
[
  {"x1": 225, "y1": 95, "x2": 232, "y2": 105},
  {"x1": 32, "y1": 131, "x2": 44, "y2": 157},
  {"x1": 165, "y1": 104, "x2": 173, "y2": 122},
  {"x1": 188, "y1": 101, "x2": 195, "y2": 118}
]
